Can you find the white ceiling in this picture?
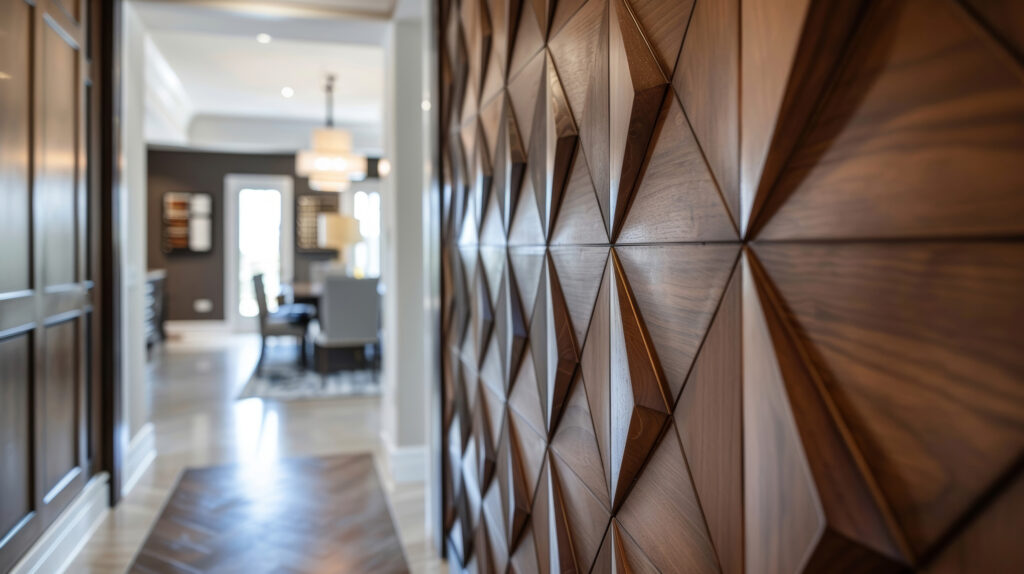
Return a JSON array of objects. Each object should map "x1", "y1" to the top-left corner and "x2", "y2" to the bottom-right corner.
[
  {"x1": 149, "y1": 30, "x2": 384, "y2": 125},
  {"x1": 133, "y1": 0, "x2": 392, "y2": 141}
]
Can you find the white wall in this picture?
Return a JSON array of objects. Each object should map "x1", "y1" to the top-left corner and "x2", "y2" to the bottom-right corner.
[
  {"x1": 121, "y1": 3, "x2": 152, "y2": 444},
  {"x1": 380, "y1": 17, "x2": 428, "y2": 483}
]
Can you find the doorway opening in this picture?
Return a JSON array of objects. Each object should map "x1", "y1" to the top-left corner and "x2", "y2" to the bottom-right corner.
[{"x1": 224, "y1": 174, "x2": 295, "y2": 331}]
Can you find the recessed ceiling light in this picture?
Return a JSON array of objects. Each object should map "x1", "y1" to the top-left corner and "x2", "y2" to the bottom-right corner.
[
  {"x1": 281, "y1": 86, "x2": 295, "y2": 98},
  {"x1": 421, "y1": 100, "x2": 432, "y2": 111},
  {"x1": 257, "y1": 33, "x2": 272, "y2": 44}
]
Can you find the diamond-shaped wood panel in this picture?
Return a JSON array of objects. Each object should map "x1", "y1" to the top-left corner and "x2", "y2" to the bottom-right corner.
[
  {"x1": 530, "y1": 252, "x2": 579, "y2": 436},
  {"x1": 440, "y1": 0, "x2": 1024, "y2": 568}
]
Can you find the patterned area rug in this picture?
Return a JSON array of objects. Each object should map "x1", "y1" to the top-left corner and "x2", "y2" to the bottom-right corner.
[{"x1": 238, "y1": 344, "x2": 380, "y2": 401}]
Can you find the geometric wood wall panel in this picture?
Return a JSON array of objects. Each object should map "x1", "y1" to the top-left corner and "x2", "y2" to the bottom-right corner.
[
  {"x1": 615, "y1": 426, "x2": 719, "y2": 573},
  {"x1": 674, "y1": 264, "x2": 743, "y2": 574},
  {"x1": 618, "y1": 92, "x2": 737, "y2": 243},
  {"x1": 614, "y1": 244, "x2": 738, "y2": 400},
  {"x1": 752, "y1": 241, "x2": 1024, "y2": 561},
  {"x1": 673, "y1": 0, "x2": 739, "y2": 225},
  {"x1": 754, "y1": 0, "x2": 1024, "y2": 241},
  {"x1": 440, "y1": 0, "x2": 1024, "y2": 569}
]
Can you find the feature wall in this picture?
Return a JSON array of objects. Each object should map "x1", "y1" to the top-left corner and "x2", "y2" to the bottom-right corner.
[{"x1": 438, "y1": 0, "x2": 1024, "y2": 572}]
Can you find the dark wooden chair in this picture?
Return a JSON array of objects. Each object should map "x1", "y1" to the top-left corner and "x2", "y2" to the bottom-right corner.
[{"x1": 253, "y1": 274, "x2": 315, "y2": 375}]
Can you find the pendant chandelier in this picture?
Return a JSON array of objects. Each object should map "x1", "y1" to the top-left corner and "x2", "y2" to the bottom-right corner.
[{"x1": 295, "y1": 74, "x2": 369, "y2": 192}]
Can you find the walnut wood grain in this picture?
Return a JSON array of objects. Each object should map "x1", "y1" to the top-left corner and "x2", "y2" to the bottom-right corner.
[
  {"x1": 548, "y1": 246, "x2": 609, "y2": 345},
  {"x1": 509, "y1": 348, "x2": 547, "y2": 437},
  {"x1": 614, "y1": 244, "x2": 739, "y2": 401},
  {"x1": 607, "y1": 250, "x2": 671, "y2": 510},
  {"x1": 130, "y1": 455, "x2": 409, "y2": 573},
  {"x1": 495, "y1": 95, "x2": 528, "y2": 235},
  {"x1": 673, "y1": 0, "x2": 740, "y2": 225},
  {"x1": 616, "y1": 426, "x2": 720, "y2": 573},
  {"x1": 607, "y1": 0, "x2": 669, "y2": 240},
  {"x1": 530, "y1": 253, "x2": 580, "y2": 436},
  {"x1": 745, "y1": 250, "x2": 909, "y2": 569},
  {"x1": 618, "y1": 91, "x2": 737, "y2": 243},
  {"x1": 626, "y1": 0, "x2": 694, "y2": 77},
  {"x1": 580, "y1": 264, "x2": 612, "y2": 501},
  {"x1": 674, "y1": 262, "x2": 743, "y2": 574},
  {"x1": 753, "y1": 241, "x2": 1024, "y2": 560},
  {"x1": 739, "y1": 0, "x2": 864, "y2": 236},
  {"x1": 529, "y1": 52, "x2": 579, "y2": 240},
  {"x1": 509, "y1": 0, "x2": 545, "y2": 79},
  {"x1": 549, "y1": 151, "x2": 609, "y2": 245},
  {"x1": 756, "y1": 0, "x2": 1024, "y2": 240},
  {"x1": 550, "y1": 371, "x2": 611, "y2": 510},
  {"x1": 496, "y1": 257, "x2": 529, "y2": 390}
]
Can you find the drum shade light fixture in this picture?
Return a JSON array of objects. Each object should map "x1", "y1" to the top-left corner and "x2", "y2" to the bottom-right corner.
[{"x1": 296, "y1": 74, "x2": 379, "y2": 192}]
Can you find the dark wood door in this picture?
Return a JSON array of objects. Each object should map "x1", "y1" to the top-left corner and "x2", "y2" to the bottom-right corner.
[
  {"x1": 438, "y1": 0, "x2": 1024, "y2": 572},
  {"x1": 0, "y1": 0, "x2": 98, "y2": 568}
]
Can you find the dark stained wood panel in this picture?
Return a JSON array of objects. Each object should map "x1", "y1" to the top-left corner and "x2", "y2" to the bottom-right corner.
[
  {"x1": 40, "y1": 21, "x2": 80, "y2": 288},
  {"x1": 673, "y1": 0, "x2": 739, "y2": 224},
  {"x1": 926, "y1": 470, "x2": 1024, "y2": 573},
  {"x1": 0, "y1": 0, "x2": 32, "y2": 293},
  {"x1": 548, "y1": 246, "x2": 607, "y2": 344},
  {"x1": 614, "y1": 244, "x2": 738, "y2": 400},
  {"x1": 753, "y1": 241, "x2": 1024, "y2": 559},
  {"x1": 549, "y1": 151, "x2": 608, "y2": 245},
  {"x1": 739, "y1": 0, "x2": 864, "y2": 235},
  {"x1": 131, "y1": 455, "x2": 409, "y2": 573},
  {"x1": 550, "y1": 372, "x2": 610, "y2": 510},
  {"x1": 674, "y1": 264, "x2": 743, "y2": 574},
  {"x1": 616, "y1": 427, "x2": 719, "y2": 573},
  {"x1": 618, "y1": 91, "x2": 737, "y2": 243},
  {"x1": 625, "y1": 0, "x2": 693, "y2": 78},
  {"x1": 0, "y1": 334, "x2": 33, "y2": 541},
  {"x1": 439, "y1": 0, "x2": 1024, "y2": 567},
  {"x1": 43, "y1": 319, "x2": 80, "y2": 495},
  {"x1": 756, "y1": 0, "x2": 1024, "y2": 241}
]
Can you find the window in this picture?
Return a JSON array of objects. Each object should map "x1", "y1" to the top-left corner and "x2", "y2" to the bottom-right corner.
[{"x1": 352, "y1": 190, "x2": 381, "y2": 278}]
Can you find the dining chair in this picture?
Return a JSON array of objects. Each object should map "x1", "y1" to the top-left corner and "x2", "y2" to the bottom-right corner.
[{"x1": 253, "y1": 274, "x2": 314, "y2": 375}]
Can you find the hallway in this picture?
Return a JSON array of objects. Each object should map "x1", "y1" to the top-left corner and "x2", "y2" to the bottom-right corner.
[{"x1": 67, "y1": 334, "x2": 442, "y2": 573}]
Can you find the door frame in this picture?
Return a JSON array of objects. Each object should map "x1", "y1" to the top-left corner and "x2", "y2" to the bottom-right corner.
[{"x1": 223, "y1": 174, "x2": 295, "y2": 332}]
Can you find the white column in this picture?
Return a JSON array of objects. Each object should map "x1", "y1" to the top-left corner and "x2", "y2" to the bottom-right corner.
[{"x1": 381, "y1": 17, "x2": 428, "y2": 483}]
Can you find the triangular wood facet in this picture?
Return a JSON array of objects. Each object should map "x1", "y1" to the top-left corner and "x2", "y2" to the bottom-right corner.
[
  {"x1": 530, "y1": 52, "x2": 579, "y2": 240},
  {"x1": 607, "y1": 0, "x2": 669, "y2": 239},
  {"x1": 530, "y1": 253, "x2": 580, "y2": 437},
  {"x1": 608, "y1": 249, "x2": 672, "y2": 510},
  {"x1": 614, "y1": 244, "x2": 739, "y2": 401},
  {"x1": 618, "y1": 93, "x2": 737, "y2": 243},
  {"x1": 495, "y1": 95, "x2": 527, "y2": 235}
]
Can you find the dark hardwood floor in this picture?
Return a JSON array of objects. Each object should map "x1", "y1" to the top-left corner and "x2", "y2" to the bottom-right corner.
[{"x1": 130, "y1": 454, "x2": 409, "y2": 574}]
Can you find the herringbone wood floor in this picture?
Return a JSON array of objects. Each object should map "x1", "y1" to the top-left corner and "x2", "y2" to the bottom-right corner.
[
  {"x1": 131, "y1": 454, "x2": 408, "y2": 573},
  {"x1": 66, "y1": 333, "x2": 443, "y2": 574}
]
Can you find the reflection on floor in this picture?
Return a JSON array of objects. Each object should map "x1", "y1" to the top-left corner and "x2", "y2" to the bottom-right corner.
[
  {"x1": 68, "y1": 333, "x2": 443, "y2": 573},
  {"x1": 131, "y1": 454, "x2": 408, "y2": 573}
]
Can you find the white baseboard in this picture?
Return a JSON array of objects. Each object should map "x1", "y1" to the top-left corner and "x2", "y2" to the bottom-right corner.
[
  {"x1": 386, "y1": 442, "x2": 427, "y2": 484},
  {"x1": 122, "y1": 423, "x2": 156, "y2": 497},
  {"x1": 10, "y1": 473, "x2": 110, "y2": 574},
  {"x1": 164, "y1": 320, "x2": 232, "y2": 334}
]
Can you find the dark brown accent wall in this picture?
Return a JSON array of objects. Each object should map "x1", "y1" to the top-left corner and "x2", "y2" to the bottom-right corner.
[
  {"x1": 147, "y1": 149, "x2": 337, "y2": 321},
  {"x1": 438, "y1": 0, "x2": 1024, "y2": 572}
]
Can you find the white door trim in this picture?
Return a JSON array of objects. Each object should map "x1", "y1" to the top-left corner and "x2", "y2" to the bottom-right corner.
[{"x1": 224, "y1": 174, "x2": 295, "y2": 332}]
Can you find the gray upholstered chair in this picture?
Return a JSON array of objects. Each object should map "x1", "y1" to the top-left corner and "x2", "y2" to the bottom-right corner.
[
  {"x1": 253, "y1": 274, "x2": 312, "y2": 375},
  {"x1": 315, "y1": 275, "x2": 380, "y2": 371}
]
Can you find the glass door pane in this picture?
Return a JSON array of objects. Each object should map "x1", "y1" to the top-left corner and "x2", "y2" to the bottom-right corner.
[{"x1": 238, "y1": 187, "x2": 282, "y2": 318}]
